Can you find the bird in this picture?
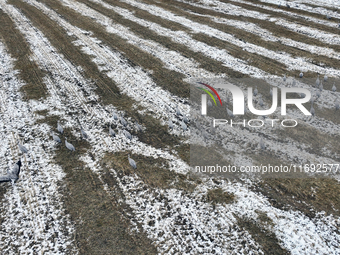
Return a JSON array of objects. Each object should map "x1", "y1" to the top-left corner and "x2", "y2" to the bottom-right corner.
[
  {"x1": 299, "y1": 72, "x2": 303, "y2": 78},
  {"x1": 81, "y1": 128, "x2": 88, "y2": 139},
  {"x1": 310, "y1": 103, "x2": 315, "y2": 117},
  {"x1": 332, "y1": 83, "x2": 336, "y2": 92},
  {"x1": 310, "y1": 96, "x2": 315, "y2": 104},
  {"x1": 57, "y1": 121, "x2": 63, "y2": 134},
  {"x1": 316, "y1": 90, "x2": 321, "y2": 98},
  {"x1": 292, "y1": 79, "x2": 296, "y2": 87},
  {"x1": 183, "y1": 115, "x2": 189, "y2": 124},
  {"x1": 109, "y1": 125, "x2": 116, "y2": 137},
  {"x1": 168, "y1": 119, "x2": 173, "y2": 130},
  {"x1": 65, "y1": 138, "x2": 75, "y2": 151},
  {"x1": 259, "y1": 97, "x2": 264, "y2": 107},
  {"x1": 0, "y1": 159, "x2": 22, "y2": 183},
  {"x1": 326, "y1": 14, "x2": 332, "y2": 20},
  {"x1": 120, "y1": 115, "x2": 127, "y2": 127},
  {"x1": 227, "y1": 108, "x2": 234, "y2": 117},
  {"x1": 113, "y1": 112, "x2": 118, "y2": 120},
  {"x1": 259, "y1": 138, "x2": 265, "y2": 150},
  {"x1": 324, "y1": 75, "x2": 328, "y2": 82},
  {"x1": 316, "y1": 74, "x2": 320, "y2": 87},
  {"x1": 335, "y1": 100, "x2": 340, "y2": 110},
  {"x1": 18, "y1": 141, "x2": 28, "y2": 154},
  {"x1": 123, "y1": 130, "x2": 132, "y2": 140},
  {"x1": 181, "y1": 120, "x2": 187, "y2": 131},
  {"x1": 319, "y1": 82, "x2": 323, "y2": 91},
  {"x1": 283, "y1": 74, "x2": 286, "y2": 82},
  {"x1": 176, "y1": 105, "x2": 182, "y2": 116},
  {"x1": 253, "y1": 86, "x2": 258, "y2": 96},
  {"x1": 128, "y1": 154, "x2": 136, "y2": 169},
  {"x1": 51, "y1": 132, "x2": 62, "y2": 143},
  {"x1": 207, "y1": 100, "x2": 213, "y2": 108},
  {"x1": 286, "y1": 3, "x2": 290, "y2": 8}
]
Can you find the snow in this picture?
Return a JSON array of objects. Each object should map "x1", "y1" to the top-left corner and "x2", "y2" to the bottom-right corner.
[{"x1": 0, "y1": 0, "x2": 339, "y2": 254}]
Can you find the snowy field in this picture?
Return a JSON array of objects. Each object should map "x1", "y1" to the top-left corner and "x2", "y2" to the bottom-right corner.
[{"x1": 0, "y1": 0, "x2": 340, "y2": 254}]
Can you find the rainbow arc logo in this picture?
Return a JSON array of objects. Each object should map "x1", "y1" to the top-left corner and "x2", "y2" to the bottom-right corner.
[{"x1": 197, "y1": 82, "x2": 222, "y2": 106}]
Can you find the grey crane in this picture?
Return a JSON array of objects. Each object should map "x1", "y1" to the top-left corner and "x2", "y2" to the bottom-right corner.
[
  {"x1": 310, "y1": 96, "x2": 315, "y2": 104},
  {"x1": 120, "y1": 115, "x2": 127, "y2": 127},
  {"x1": 0, "y1": 159, "x2": 22, "y2": 183},
  {"x1": 259, "y1": 137, "x2": 265, "y2": 150},
  {"x1": 183, "y1": 115, "x2": 189, "y2": 124},
  {"x1": 316, "y1": 74, "x2": 320, "y2": 87},
  {"x1": 113, "y1": 112, "x2": 118, "y2": 120},
  {"x1": 316, "y1": 90, "x2": 321, "y2": 98},
  {"x1": 57, "y1": 121, "x2": 63, "y2": 134},
  {"x1": 128, "y1": 154, "x2": 137, "y2": 169},
  {"x1": 51, "y1": 132, "x2": 62, "y2": 143},
  {"x1": 292, "y1": 78, "x2": 296, "y2": 87},
  {"x1": 168, "y1": 119, "x2": 173, "y2": 130},
  {"x1": 324, "y1": 75, "x2": 328, "y2": 82},
  {"x1": 65, "y1": 138, "x2": 75, "y2": 151},
  {"x1": 176, "y1": 105, "x2": 182, "y2": 116},
  {"x1": 259, "y1": 97, "x2": 264, "y2": 107},
  {"x1": 109, "y1": 125, "x2": 116, "y2": 137},
  {"x1": 283, "y1": 74, "x2": 286, "y2": 82},
  {"x1": 310, "y1": 103, "x2": 315, "y2": 117},
  {"x1": 286, "y1": 3, "x2": 290, "y2": 8},
  {"x1": 319, "y1": 82, "x2": 323, "y2": 91},
  {"x1": 332, "y1": 83, "x2": 336, "y2": 92},
  {"x1": 81, "y1": 128, "x2": 88, "y2": 139},
  {"x1": 227, "y1": 108, "x2": 234, "y2": 118},
  {"x1": 18, "y1": 141, "x2": 28, "y2": 154},
  {"x1": 299, "y1": 72, "x2": 303, "y2": 78},
  {"x1": 181, "y1": 120, "x2": 187, "y2": 131},
  {"x1": 335, "y1": 99, "x2": 340, "y2": 110},
  {"x1": 123, "y1": 130, "x2": 132, "y2": 140},
  {"x1": 253, "y1": 86, "x2": 258, "y2": 96}
]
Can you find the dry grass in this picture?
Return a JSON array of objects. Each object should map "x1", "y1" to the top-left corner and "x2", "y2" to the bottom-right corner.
[
  {"x1": 192, "y1": 33, "x2": 289, "y2": 76},
  {"x1": 40, "y1": 0, "x2": 190, "y2": 99},
  {"x1": 256, "y1": 178, "x2": 340, "y2": 218},
  {"x1": 103, "y1": 152, "x2": 197, "y2": 192},
  {"x1": 148, "y1": 0, "x2": 340, "y2": 73},
  {"x1": 236, "y1": 215, "x2": 289, "y2": 255},
  {"x1": 0, "y1": 9, "x2": 47, "y2": 100},
  {"x1": 73, "y1": 0, "x2": 245, "y2": 78},
  {"x1": 242, "y1": 0, "x2": 340, "y2": 26},
  {"x1": 34, "y1": 112, "x2": 158, "y2": 254},
  {"x1": 206, "y1": 188, "x2": 235, "y2": 204},
  {"x1": 276, "y1": 122, "x2": 340, "y2": 160},
  {"x1": 11, "y1": 0, "x2": 186, "y2": 154}
]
